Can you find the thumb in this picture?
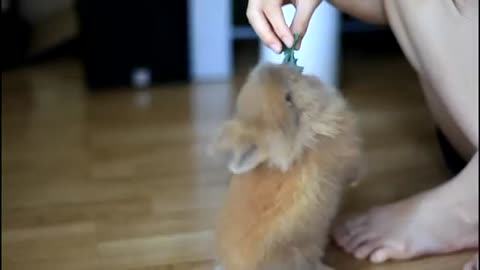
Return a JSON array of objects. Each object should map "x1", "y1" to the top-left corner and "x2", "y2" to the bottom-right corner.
[{"x1": 290, "y1": 1, "x2": 321, "y2": 49}]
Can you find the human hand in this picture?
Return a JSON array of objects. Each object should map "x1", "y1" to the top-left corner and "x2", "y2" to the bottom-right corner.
[{"x1": 246, "y1": 0, "x2": 322, "y2": 53}]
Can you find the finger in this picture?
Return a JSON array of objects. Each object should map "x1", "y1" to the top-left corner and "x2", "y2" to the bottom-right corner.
[
  {"x1": 247, "y1": 8, "x2": 283, "y2": 53},
  {"x1": 264, "y1": 6, "x2": 294, "y2": 48},
  {"x1": 290, "y1": 2, "x2": 319, "y2": 49}
]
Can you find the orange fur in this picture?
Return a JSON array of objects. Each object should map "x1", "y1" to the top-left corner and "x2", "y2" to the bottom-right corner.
[{"x1": 212, "y1": 63, "x2": 363, "y2": 270}]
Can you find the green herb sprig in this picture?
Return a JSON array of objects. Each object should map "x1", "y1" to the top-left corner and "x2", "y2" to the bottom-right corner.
[{"x1": 282, "y1": 33, "x2": 304, "y2": 73}]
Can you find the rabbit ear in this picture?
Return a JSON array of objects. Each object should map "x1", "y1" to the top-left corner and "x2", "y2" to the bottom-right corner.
[
  {"x1": 209, "y1": 120, "x2": 263, "y2": 174},
  {"x1": 208, "y1": 120, "x2": 239, "y2": 155},
  {"x1": 228, "y1": 143, "x2": 261, "y2": 174}
]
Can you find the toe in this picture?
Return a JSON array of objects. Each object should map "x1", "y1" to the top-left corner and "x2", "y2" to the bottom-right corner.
[
  {"x1": 332, "y1": 224, "x2": 350, "y2": 248},
  {"x1": 353, "y1": 240, "x2": 382, "y2": 260},
  {"x1": 333, "y1": 215, "x2": 368, "y2": 249},
  {"x1": 345, "y1": 230, "x2": 375, "y2": 253},
  {"x1": 463, "y1": 253, "x2": 478, "y2": 270},
  {"x1": 369, "y1": 244, "x2": 412, "y2": 264},
  {"x1": 463, "y1": 260, "x2": 474, "y2": 270},
  {"x1": 369, "y1": 248, "x2": 398, "y2": 264}
]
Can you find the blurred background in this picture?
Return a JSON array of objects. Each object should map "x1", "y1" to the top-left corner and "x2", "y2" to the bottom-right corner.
[
  {"x1": 2, "y1": 1, "x2": 473, "y2": 270},
  {"x1": 2, "y1": 0, "x2": 398, "y2": 86}
]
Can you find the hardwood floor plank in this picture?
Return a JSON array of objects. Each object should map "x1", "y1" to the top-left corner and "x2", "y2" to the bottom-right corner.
[{"x1": 2, "y1": 50, "x2": 473, "y2": 270}]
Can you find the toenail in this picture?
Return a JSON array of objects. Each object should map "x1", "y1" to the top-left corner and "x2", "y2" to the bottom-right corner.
[{"x1": 371, "y1": 250, "x2": 388, "y2": 263}]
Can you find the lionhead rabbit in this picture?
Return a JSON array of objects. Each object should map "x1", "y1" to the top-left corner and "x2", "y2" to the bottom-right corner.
[{"x1": 211, "y1": 63, "x2": 363, "y2": 270}]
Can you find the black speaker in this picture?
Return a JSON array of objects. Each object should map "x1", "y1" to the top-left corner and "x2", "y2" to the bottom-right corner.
[{"x1": 76, "y1": 0, "x2": 189, "y2": 89}]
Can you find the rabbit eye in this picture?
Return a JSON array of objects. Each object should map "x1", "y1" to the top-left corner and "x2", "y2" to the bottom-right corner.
[{"x1": 285, "y1": 92, "x2": 294, "y2": 107}]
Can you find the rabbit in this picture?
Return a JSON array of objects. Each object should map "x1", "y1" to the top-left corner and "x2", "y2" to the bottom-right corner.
[{"x1": 210, "y1": 63, "x2": 364, "y2": 270}]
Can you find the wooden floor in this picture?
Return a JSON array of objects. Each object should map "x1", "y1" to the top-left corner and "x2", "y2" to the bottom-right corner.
[{"x1": 2, "y1": 47, "x2": 475, "y2": 270}]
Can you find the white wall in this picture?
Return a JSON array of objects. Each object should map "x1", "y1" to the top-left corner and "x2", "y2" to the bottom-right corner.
[{"x1": 188, "y1": 0, "x2": 233, "y2": 82}]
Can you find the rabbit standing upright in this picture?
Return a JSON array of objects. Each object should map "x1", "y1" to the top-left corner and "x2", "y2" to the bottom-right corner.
[{"x1": 210, "y1": 63, "x2": 364, "y2": 270}]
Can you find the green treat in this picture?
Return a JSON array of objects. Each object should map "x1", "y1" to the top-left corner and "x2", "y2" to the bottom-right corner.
[{"x1": 282, "y1": 33, "x2": 304, "y2": 73}]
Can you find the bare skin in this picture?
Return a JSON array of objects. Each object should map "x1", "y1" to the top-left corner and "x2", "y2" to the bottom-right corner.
[
  {"x1": 246, "y1": 0, "x2": 479, "y2": 268},
  {"x1": 334, "y1": 153, "x2": 478, "y2": 263}
]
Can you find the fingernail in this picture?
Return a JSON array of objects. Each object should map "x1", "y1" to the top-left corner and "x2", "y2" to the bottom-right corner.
[
  {"x1": 270, "y1": 43, "x2": 282, "y2": 54},
  {"x1": 283, "y1": 35, "x2": 294, "y2": 48}
]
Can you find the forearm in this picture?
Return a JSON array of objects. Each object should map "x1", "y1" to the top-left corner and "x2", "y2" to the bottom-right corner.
[{"x1": 327, "y1": 0, "x2": 387, "y2": 24}]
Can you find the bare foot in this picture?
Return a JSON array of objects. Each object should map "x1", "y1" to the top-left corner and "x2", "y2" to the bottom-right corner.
[
  {"x1": 333, "y1": 173, "x2": 478, "y2": 263},
  {"x1": 464, "y1": 253, "x2": 479, "y2": 270}
]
